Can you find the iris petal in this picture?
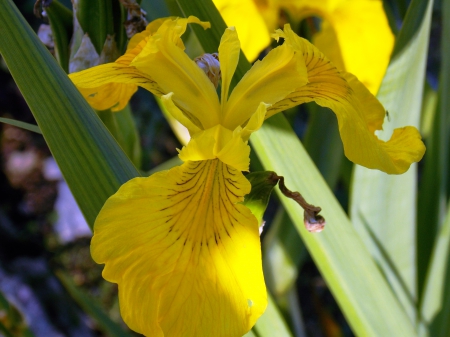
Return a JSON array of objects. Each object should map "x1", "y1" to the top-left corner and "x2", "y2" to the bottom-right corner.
[
  {"x1": 223, "y1": 43, "x2": 307, "y2": 129},
  {"x1": 131, "y1": 19, "x2": 221, "y2": 129},
  {"x1": 69, "y1": 63, "x2": 163, "y2": 111},
  {"x1": 269, "y1": 25, "x2": 425, "y2": 174},
  {"x1": 313, "y1": 0, "x2": 394, "y2": 94},
  {"x1": 213, "y1": 0, "x2": 271, "y2": 61},
  {"x1": 91, "y1": 160, "x2": 267, "y2": 337},
  {"x1": 178, "y1": 125, "x2": 251, "y2": 171},
  {"x1": 219, "y1": 27, "x2": 241, "y2": 109}
]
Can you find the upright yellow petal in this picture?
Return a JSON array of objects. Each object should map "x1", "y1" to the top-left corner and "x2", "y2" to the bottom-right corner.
[
  {"x1": 213, "y1": 0, "x2": 271, "y2": 61},
  {"x1": 223, "y1": 43, "x2": 307, "y2": 129},
  {"x1": 91, "y1": 160, "x2": 267, "y2": 337},
  {"x1": 269, "y1": 25, "x2": 425, "y2": 174},
  {"x1": 219, "y1": 27, "x2": 241, "y2": 109},
  {"x1": 132, "y1": 18, "x2": 221, "y2": 129}
]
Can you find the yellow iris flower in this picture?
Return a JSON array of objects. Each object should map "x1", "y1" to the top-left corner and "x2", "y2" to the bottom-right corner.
[
  {"x1": 215, "y1": 0, "x2": 394, "y2": 94},
  {"x1": 69, "y1": 17, "x2": 424, "y2": 337}
]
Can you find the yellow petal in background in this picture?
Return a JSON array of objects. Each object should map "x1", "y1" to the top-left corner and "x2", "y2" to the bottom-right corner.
[
  {"x1": 91, "y1": 160, "x2": 267, "y2": 337},
  {"x1": 269, "y1": 25, "x2": 425, "y2": 174},
  {"x1": 213, "y1": 0, "x2": 271, "y2": 61},
  {"x1": 313, "y1": 0, "x2": 394, "y2": 94}
]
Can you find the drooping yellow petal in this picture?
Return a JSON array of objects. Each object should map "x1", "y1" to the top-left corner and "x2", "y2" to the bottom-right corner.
[
  {"x1": 69, "y1": 63, "x2": 163, "y2": 111},
  {"x1": 178, "y1": 125, "x2": 251, "y2": 171},
  {"x1": 213, "y1": 0, "x2": 271, "y2": 61},
  {"x1": 313, "y1": 0, "x2": 394, "y2": 94},
  {"x1": 223, "y1": 42, "x2": 307, "y2": 129},
  {"x1": 269, "y1": 25, "x2": 425, "y2": 174},
  {"x1": 132, "y1": 18, "x2": 221, "y2": 129},
  {"x1": 219, "y1": 27, "x2": 241, "y2": 109},
  {"x1": 91, "y1": 160, "x2": 267, "y2": 337}
]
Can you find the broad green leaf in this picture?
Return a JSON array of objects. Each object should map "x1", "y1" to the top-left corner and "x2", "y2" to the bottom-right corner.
[
  {"x1": 0, "y1": 0, "x2": 140, "y2": 228},
  {"x1": 45, "y1": 0, "x2": 73, "y2": 72},
  {"x1": 350, "y1": 0, "x2": 433, "y2": 322},
  {"x1": 178, "y1": 1, "x2": 418, "y2": 335},
  {"x1": 252, "y1": 116, "x2": 417, "y2": 337},
  {"x1": 0, "y1": 117, "x2": 41, "y2": 134},
  {"x1": 56, "y1": 271, "x2": 133, "y2": 337}
]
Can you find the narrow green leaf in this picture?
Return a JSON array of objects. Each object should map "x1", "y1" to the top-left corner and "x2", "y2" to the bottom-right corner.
[
  {"x1": 0, "y1": 117, "x2": 41, "y2": 134},
  {"x1": 56, "y1": 271, "x2": 134, "y2": 337},
  {"x1": 76, "y1": 0, "x2": 115, "y2": 54},
  {"x1": 426, "y1": 0, "x2": 450, "y2": 334},
  {"x1": 420, "y1": 204, "x2": 450, "y2": 332},
  {"x1": 98, "y1": 106, "x2": 142, "y2": 169},
  {"x1": 0, "y1": 0, "x2": 140, "y2": 228},
  {"x1": 178, "y1": 1, "x2": 417, "y2": 335},
  {"x1": 254, "y1": 294, "x2": 292, "y2": 337},
  {"x1": 350, "y1": 0, "x2": 433, "y2": 321},
  {"x1": 391, "y1": 0, "x2": 429, "y2": 58},
  {"x1": 263, "y1": 208, "x2": 306, "y2": 298},
  {"x1": 303, "y1": 104, "x2": 344, "y2": 189},
  {"x1": 45, "y1": 0, "x2": 73, "y2": 72}
]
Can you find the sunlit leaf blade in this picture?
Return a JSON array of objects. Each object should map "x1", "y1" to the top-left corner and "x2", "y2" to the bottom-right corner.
[
  {"x1": 179, "y1": 1, "x2": 417, "y2": 335},
  {"x1": 0, "y1": 0, "x2": 140, "y2": 228},
  {"x1": 46, "y1": 0, "x2": 73, "y2": 72},
  {"x1": 252, "y1": 116, "x2": 417, "y2": 336},
  {"x1": 0, "y1": 117, "x2": 41, "y2": 134},
  {"x1": 56, "y1": 271, "x2": 134, "y2": 337},
  {"x1": 350, "y1": 0, "x2": 433, "y2": 321}
]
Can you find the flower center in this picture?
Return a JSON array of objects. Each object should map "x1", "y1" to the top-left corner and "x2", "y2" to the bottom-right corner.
[{"x1": 194, "y1": 53, "x2": 221, "y2": 88}]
